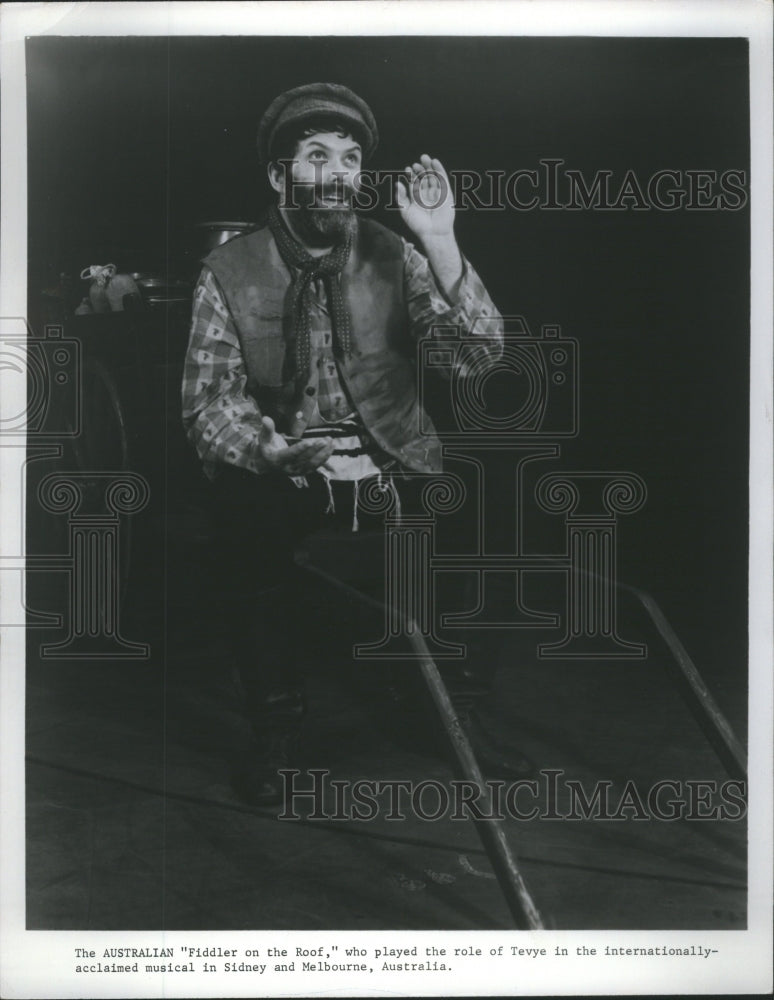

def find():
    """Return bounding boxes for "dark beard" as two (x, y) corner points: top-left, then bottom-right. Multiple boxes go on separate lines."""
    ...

(282, 184), (357, 247)
(298, 204), (357, 245)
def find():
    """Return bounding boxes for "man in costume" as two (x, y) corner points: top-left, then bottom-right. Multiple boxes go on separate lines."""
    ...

(182, 82), (520, 804)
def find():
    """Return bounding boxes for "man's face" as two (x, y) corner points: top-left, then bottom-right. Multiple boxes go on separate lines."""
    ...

(269, 130), (363, 246)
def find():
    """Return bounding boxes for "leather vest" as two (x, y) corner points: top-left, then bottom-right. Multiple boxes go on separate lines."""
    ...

(203, 217), (442, 473)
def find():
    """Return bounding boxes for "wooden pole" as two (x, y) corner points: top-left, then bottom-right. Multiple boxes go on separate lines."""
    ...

(295, 553), (544, 929)
(408, 628), (544, 929)
(625, 584), (747, 780)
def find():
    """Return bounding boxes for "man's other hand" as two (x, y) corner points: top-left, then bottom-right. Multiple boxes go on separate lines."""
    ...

(257, 416), (334, 475)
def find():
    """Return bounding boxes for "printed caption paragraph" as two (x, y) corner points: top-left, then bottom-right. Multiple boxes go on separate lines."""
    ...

(72, 939), (720, 977)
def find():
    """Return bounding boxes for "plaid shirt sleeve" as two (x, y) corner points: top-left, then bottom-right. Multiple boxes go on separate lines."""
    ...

(181, 267), (265, 478)
(402, 239), (504, 371)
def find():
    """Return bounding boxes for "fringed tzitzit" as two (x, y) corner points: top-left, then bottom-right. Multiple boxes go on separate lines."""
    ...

(389, 475), (403, 525)
(376, 471), (402, 526)
(352, 478), (361, 533)
(267, 205), (353, 379)
(323, 475), (336, 515)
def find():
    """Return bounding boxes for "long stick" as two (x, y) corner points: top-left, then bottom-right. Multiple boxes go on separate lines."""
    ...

(296, 554), (544, 929)
(624, 584), (747, 780)
(408, 628), (544, 929)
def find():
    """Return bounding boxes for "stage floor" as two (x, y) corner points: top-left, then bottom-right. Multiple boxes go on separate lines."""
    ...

(25, 574), (747, 931)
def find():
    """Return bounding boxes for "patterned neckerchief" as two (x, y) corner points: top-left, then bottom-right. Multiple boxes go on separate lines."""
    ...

(267, 204), (353, 379)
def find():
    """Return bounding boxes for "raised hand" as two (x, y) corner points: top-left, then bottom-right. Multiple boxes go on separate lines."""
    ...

(395, 154), (455, 241)
(257, 416), (334, 476)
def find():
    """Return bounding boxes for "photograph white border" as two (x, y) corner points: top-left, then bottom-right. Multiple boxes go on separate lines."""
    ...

(1, 2), (771, 996)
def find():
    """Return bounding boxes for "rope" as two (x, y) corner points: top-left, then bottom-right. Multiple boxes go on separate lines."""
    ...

(79, 263), (117, 286)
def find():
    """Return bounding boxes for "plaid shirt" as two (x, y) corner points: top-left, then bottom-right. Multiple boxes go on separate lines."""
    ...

(182, 236), (502, 479)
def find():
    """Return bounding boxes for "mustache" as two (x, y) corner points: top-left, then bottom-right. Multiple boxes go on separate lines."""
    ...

(291, 182), (357, 204)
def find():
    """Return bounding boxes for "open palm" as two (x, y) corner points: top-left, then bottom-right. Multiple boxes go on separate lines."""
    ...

(396, 154), (455, 240)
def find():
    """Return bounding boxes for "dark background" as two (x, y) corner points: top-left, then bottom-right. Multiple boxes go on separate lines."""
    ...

(26, 36), (750, 709)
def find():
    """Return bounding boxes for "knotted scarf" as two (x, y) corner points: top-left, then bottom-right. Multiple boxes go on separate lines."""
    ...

(267, 204), (353, 380)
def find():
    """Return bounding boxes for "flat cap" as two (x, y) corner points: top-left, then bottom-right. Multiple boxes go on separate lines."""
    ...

(257, 82), (378, 164)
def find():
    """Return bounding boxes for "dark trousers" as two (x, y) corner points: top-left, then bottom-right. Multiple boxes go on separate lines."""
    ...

(210, 466), (418, 724)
